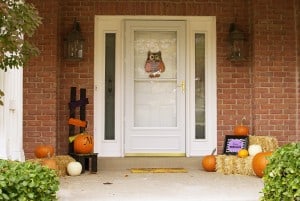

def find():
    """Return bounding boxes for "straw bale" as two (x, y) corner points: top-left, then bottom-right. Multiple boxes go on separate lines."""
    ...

(216, 155), (255, 176)
(216, 135), (278, 176)
(27, 155), (75, 177)
(249, 136), (278, 152)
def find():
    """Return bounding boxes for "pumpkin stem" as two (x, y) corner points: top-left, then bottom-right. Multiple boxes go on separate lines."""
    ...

(210, 148), (216, 155)
(241, 116), (246, 125)
(69, 134), (78, 143)
(69, 132), (89, 143)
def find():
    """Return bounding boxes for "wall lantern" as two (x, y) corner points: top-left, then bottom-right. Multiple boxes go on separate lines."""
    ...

(64, 19), (84, 60)
(228, 23), (247, 61)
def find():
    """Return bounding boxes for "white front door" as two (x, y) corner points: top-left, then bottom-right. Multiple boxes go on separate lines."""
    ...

(94, 16), (216, 157)
(124, 20), (186, 156)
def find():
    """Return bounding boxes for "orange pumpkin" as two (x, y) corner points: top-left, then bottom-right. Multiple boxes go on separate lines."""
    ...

(234, 117), (249, 135)
(252, 151), (272, 178)
(234, 125), (249, 135)
(74, 133), (94, 154)
(34, 145), (54, 158)
(202, 155), (216, 172)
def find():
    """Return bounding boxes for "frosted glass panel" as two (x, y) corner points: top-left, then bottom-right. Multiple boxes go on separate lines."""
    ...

(134, 31), (177, 127)
(105, 33), (116, 140)
(195, 33), (206, 139)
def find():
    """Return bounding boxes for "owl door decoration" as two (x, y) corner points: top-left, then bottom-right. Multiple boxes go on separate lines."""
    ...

(144, 51), (166, 78)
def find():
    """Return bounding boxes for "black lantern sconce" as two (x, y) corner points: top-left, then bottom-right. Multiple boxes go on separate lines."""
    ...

(64, 19), (84, 60)
(228, 23), (247, 61)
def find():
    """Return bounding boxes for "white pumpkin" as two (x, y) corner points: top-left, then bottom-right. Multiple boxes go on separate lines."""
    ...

(67, 161), (82, 176)
(248, 144), (262, 156)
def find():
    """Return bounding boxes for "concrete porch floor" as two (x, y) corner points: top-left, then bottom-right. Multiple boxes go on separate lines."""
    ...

(57, 157), (264, 201)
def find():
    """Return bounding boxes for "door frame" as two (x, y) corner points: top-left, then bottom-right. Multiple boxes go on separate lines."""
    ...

(94, 16), (217, 157)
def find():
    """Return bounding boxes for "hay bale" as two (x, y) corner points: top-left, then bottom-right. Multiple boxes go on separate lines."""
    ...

(27, 155), (75, 177)
(249, 136), (278, 152)
(216, 155), (255, 176)
(216, 136), (278, 176)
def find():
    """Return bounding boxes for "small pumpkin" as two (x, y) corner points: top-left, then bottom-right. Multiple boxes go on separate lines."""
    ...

(74, 133), (94, 154)
(67, 161), (82, 176)
(34, 145), (54, 158)
(202, 149), (217, 172)
(42, 158), (58, 170)
(237, 149), (249, 158)
(202, 155), (216, 172)
(248, 144), (262, 156)
(252, 151), (272, 178)
(234, 116), (249, 136)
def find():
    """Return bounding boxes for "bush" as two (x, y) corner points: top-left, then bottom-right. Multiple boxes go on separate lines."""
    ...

(0, 0), (42, 105)
(0, 159), (59, 201)
(261, 142), (300, 201)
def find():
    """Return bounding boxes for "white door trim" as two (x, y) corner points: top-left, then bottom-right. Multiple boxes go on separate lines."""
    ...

(94, 16), (216, 157)
(187, 19), (217, 156)
(0, 69), (24, 161)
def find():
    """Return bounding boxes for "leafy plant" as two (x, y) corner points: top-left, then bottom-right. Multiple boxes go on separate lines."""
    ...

(0, 0), (42, 105)
(0, 159), (59, 201)
(261, 142), (300, 201)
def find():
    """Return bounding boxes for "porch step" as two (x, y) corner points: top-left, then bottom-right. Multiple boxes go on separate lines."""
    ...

(98, 157), (204, 171)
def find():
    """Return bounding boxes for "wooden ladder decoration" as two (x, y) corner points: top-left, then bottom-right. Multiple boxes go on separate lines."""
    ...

(68, 87), (89, 153)
(68, 87), (98, 173)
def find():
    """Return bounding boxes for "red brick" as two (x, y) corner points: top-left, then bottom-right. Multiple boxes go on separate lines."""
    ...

(22, 0), (299, 157)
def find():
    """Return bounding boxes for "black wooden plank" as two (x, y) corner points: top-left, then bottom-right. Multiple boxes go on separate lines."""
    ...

(69, 87), (76, 153)
(80, 88), (86, 133)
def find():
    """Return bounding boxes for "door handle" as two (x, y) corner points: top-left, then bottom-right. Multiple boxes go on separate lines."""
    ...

(177, 81), (185, 93)
(108, 78), (113, 93)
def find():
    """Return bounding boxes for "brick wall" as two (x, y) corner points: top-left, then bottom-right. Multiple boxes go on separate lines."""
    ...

(24, 0), (299, 158)
(24, 0), (60, 158)
(251, 0), (298, 144)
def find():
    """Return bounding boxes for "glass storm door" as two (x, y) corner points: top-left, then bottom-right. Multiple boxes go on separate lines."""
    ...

(124, 20), (186, 156)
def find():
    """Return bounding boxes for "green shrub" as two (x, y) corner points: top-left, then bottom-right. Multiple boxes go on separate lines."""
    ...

(261, 142), (300, 201)
(0, 0), (42, 105)
(0, 159), (59, 201)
